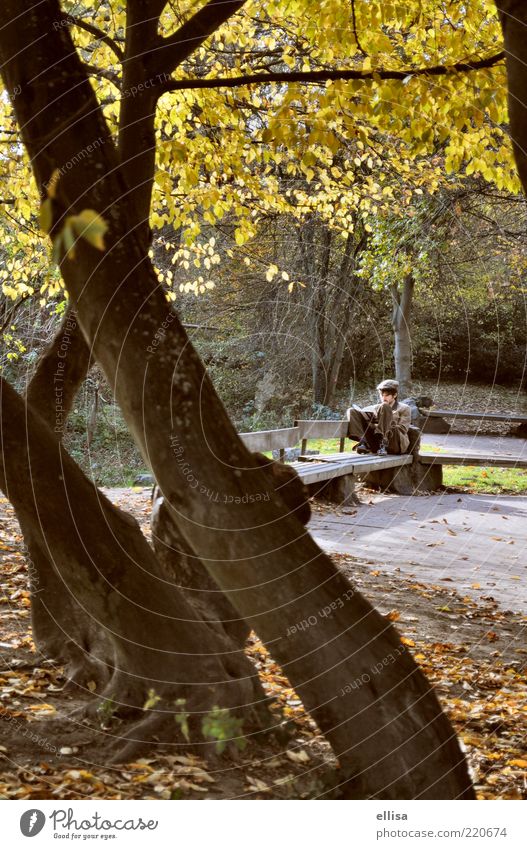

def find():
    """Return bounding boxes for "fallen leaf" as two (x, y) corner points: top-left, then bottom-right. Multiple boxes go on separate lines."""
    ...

(286, 749), (310, 764)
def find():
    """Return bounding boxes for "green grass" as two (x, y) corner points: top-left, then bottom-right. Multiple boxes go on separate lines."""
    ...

(441, 466), (527, 494)
(420, 442), (527, 493)
(300, 438), (345, 454)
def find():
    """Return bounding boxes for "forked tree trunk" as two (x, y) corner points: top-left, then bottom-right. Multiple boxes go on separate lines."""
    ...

(0, 376), (267, 760)
(0, 2), (474, 798)
(25, 308), (254, 673)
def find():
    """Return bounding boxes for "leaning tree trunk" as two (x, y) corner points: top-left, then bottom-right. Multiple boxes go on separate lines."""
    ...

(25, 310), (255, 668)
(0, 376), (268, 760)
(391, 274), (414, 399)
(152, 453), (311, 648)
(0, 1), (474, 798)
(22, 310), (104, 676)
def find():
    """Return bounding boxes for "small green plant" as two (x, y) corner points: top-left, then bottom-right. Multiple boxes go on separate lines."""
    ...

(201, 706), (247, 755)
(143, 688), (161, 711)
(96, 696), (117, 728)
(174, 698), (190, 742)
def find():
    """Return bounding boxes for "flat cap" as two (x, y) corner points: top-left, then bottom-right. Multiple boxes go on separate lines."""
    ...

(376, 379), (399, 392)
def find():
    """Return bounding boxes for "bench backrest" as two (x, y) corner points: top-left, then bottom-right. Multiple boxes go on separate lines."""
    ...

(239, 426), (300, 452)
(294, 420), (348, 439)
(294, 419), (348, 452)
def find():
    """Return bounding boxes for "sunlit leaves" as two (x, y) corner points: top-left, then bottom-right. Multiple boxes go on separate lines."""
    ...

(0, 0), (519, 313)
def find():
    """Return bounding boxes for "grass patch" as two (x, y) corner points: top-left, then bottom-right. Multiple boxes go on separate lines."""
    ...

(442, 466), (527, 494)
(300, 438), (346, 454)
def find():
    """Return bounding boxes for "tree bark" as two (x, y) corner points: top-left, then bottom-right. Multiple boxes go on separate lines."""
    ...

(152, 453), (311, 648)
(323, 227), (368, 406)
(0, 1), (474, 798)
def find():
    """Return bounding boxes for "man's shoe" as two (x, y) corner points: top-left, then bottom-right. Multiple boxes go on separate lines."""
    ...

(354, 440), (371, 454)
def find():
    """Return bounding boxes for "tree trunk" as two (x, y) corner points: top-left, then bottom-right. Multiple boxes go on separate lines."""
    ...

(391, 274), (414, 399)
(323, 228), (367, 406)
(0, 376), (267, 760)
(23, 310), (104, 679)
(0, 2), (475, 798)
(152, 453), (311, 648)
(496, 3), (527, 193)
(311, 227), (332, 405)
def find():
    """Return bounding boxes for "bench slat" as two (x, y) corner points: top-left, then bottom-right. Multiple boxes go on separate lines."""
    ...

(293, 453), (412, 484)
(239, 427), (300, 452)
(295, 461), (357, 485)
(295, 419), (349, 439)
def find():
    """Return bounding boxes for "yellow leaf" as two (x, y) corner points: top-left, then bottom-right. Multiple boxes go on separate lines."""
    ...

(39, 198), (53, 234)
(46, 169), (61, 199)
(28, 703), (56, 713)
(69, 209), (108, 251)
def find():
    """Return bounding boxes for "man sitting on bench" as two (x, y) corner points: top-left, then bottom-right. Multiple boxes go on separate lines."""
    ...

(346, 379), (411, 456)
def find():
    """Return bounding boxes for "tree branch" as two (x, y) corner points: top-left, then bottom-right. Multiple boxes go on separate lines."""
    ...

(160, 51), (505, 93)
(66, 13), (125, 62)
(83, 63), (121, 89)
(152, 0), (247, 77)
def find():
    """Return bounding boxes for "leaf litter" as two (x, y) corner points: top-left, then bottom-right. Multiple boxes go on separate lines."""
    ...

(0, 492), (526, 799)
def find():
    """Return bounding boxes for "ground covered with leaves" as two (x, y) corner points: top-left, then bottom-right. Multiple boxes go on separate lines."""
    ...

(0, 490), (526, 800)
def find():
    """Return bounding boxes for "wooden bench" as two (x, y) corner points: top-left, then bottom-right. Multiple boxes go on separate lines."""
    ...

(242, 422), (527, 501)
(416, 451), (527, 489)
(294, 452), (415, 505)
(241, 422), (415, 504)
(139, 424), (527, 498)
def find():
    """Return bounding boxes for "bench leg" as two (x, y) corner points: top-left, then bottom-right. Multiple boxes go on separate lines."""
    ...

(308, 474), (360, 506)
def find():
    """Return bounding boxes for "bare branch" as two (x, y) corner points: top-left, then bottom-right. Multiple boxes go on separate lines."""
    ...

(351, 0), (368, 58)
